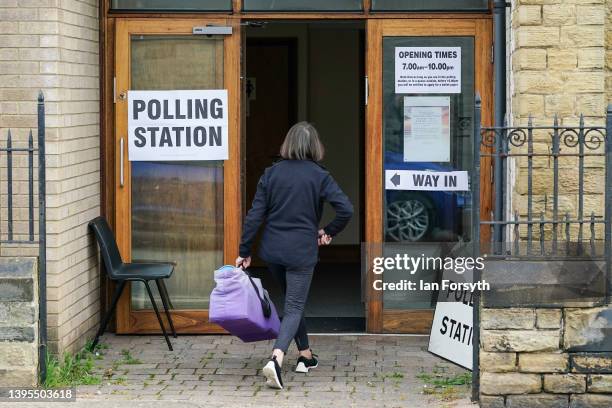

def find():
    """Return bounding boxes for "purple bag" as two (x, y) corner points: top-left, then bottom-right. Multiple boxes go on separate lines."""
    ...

(209, 265), (280, 342)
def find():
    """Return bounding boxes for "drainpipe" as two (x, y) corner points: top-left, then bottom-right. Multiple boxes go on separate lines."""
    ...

(37, 91), (47, 385)
(473, 0), (510, 402)
(493, 1), (509, 252)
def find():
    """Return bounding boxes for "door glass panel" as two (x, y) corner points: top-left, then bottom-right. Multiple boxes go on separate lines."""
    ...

(130, 35), (224, 310)
(382, 37), (475, 309)
(112, 0), (232, 11)
(243, 0), (363, 11)
(371, 0), (488, 11)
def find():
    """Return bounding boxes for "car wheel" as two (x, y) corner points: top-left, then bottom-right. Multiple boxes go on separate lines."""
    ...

(386, 195), (433, 242)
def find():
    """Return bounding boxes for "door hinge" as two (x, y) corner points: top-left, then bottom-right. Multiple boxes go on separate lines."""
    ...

(364, 75), (369, 106)
(113, 77), (117, 104)
(491, 43), (494, 64)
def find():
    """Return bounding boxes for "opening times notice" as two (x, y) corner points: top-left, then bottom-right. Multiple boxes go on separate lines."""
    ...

(395, 47), (461, 94)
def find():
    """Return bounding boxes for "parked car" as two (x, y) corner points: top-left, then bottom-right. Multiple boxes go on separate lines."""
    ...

(384, 151), (467, 242)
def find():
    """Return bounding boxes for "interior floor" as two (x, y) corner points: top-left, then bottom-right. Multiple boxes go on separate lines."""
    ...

(245, 21), (365, 331)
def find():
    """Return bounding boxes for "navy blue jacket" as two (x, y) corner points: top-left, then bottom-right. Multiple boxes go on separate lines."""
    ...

(239, 159), (353, 268)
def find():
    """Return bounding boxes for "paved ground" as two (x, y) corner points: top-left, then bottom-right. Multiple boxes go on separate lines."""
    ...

(2, 334), (476, 408)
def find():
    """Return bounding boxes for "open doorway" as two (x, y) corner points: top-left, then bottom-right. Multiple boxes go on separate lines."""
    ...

(245, 21), (365, 332)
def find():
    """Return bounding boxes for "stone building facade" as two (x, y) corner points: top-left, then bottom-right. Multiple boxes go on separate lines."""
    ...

(479, 0), (612, 407)
(511, 0), (608, 225)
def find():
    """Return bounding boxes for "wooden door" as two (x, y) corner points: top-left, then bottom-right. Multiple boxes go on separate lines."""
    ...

(365, 19), (493, 333)
(114, 19), (241, 334)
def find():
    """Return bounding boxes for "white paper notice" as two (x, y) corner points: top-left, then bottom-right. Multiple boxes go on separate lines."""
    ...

(395, 47), (461, 94)
(128, 90), (229, 161)
(403, 96), (450, 162)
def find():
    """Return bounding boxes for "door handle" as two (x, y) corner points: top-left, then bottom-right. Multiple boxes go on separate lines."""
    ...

(120, 137), (124, 188)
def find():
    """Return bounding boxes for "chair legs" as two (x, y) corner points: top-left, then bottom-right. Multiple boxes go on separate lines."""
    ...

(157, 278), (174, 310)
(91, 280), (126, 351)
(144, 280), (173, 351)
(156, 279), (177, 338)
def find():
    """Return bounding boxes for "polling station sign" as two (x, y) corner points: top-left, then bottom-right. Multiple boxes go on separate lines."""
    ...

(395, 47), (461, 94)
(428, 267), (475, 370)
(128, 90), (228, 161)
(385, 170), (469, 191)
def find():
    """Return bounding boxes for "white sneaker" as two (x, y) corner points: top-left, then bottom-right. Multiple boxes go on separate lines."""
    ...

(262, 356), (283, 389)
(295, 352), (318, 373)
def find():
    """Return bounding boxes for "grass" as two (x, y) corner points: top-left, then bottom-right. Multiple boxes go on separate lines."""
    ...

(200, 351), (215, 363)
(110, 376), (127, 385)
(106, 348), (142, 381)
(416, 366), (472, 401)
(44, 342), (105, 388)
(119, 349), (142, 365)
(417, 371), (472, 387)
(383, 371), (405, 380)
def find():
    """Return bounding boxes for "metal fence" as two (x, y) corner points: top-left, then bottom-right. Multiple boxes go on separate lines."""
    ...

(473, 98), (611, 277)
(471, 96), (611, 400)
(0, 91), (47, 383)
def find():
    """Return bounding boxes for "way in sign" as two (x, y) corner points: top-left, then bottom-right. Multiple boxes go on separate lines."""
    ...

(385, 169), (469, 192)
(412, 173), (457, 188)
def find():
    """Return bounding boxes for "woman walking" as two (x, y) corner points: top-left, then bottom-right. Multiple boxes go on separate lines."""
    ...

(236, 122), (353, 389)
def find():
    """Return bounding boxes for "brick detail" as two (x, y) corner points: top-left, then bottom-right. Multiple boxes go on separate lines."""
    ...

(543, 374), (587, 394)
(519, 353), (569, 373)
(480, 372), (542, 395)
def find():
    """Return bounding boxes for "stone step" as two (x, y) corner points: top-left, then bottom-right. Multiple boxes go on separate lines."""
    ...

(0, 256), (39, 387)
(0, 257), (37, 302)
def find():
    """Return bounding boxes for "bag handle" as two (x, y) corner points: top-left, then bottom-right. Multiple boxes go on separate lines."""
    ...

(238, 266), (272, 318)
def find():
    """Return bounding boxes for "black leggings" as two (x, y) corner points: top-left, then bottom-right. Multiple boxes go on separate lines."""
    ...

(268, 263), (313, 353)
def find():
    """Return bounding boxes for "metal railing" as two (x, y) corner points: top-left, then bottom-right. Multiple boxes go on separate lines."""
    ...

(471, 96), (611, 400)
(0, 91), (47, 383)
(478, 108), (610, 259)
(474, 100), (611, 300)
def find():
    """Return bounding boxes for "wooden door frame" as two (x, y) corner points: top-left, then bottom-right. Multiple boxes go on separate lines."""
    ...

(102, 14), (492, 335)
(113, 18), (241, 333)
(364, 18), (493, 333)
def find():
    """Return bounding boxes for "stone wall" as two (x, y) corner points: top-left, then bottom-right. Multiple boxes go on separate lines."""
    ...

(480, 307), (612, 407)
(510, 0), (608, 240)
(511, 0), (607, 123)
(0, 0), (101, 355)
(482, 2), (612, 404)
(0, 258), (38, 387)
(607, 0), (611, 105)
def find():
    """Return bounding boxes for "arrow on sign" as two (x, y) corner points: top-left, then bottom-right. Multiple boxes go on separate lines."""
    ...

(390, 173), (401, 187)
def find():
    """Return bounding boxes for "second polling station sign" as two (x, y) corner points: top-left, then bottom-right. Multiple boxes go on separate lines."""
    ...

(128, 90), (229, 161)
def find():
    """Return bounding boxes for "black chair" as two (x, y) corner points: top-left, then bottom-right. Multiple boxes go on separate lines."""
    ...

(89, 216), (177, 351)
